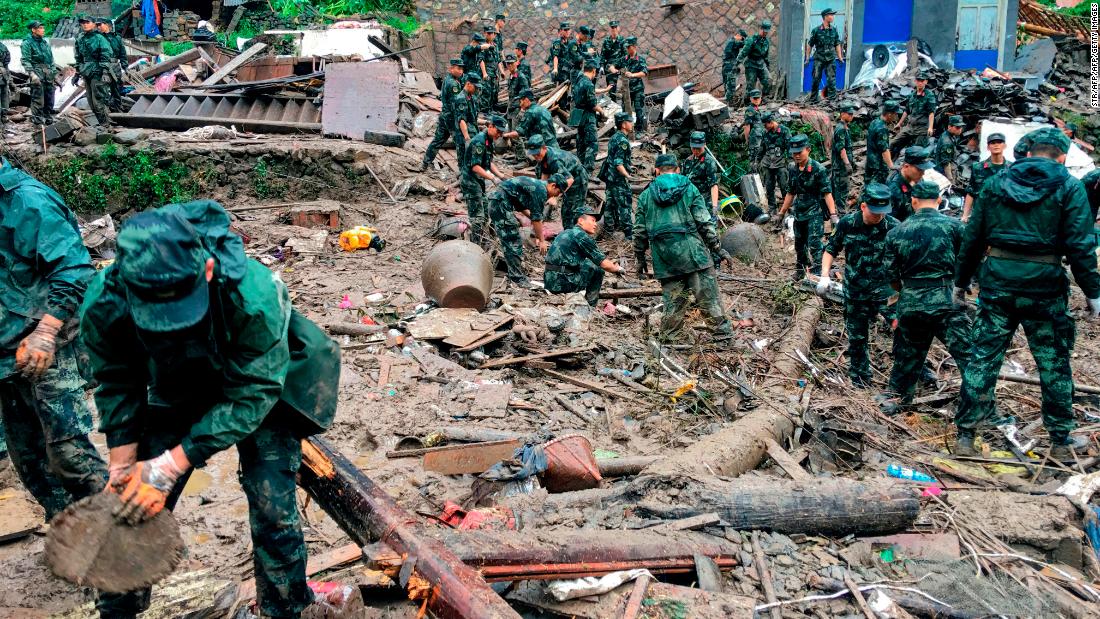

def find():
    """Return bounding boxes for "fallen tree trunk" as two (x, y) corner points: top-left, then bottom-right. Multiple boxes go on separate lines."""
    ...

(299, 438), (520, 619)
(598, 456), (661, 477)
(645, 298), (821, 478)
(631, 476), (919, 537)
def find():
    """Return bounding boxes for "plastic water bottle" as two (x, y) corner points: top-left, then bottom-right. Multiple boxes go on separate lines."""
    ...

(886, 464), (936, 483)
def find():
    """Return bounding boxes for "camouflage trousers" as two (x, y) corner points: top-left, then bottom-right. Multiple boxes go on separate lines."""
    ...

(865, 166), (888, 186)
(0, 344), (106, 520)
(545, 261), (604, 306)
(844, 296), (895, 385)
(722, 63), (740, 105)
(576, 118), (598, 174)
(809, 60), (838, 100)
(890, 119), (930, 158)
(659, 267), (732, 339)
(888, 307), (973, 403)
(603, 182), (633, 238)
(422, 115), (454, 165)
(107, 64), (124, 112)
(454, 131), (467, 170)
(761, 165), (788, 211)
(28, 69), (56, 126)
(748, 130), (764, 169)
(489, 196), (528, 283)
(461, 175), (489, 248)
(630, 88), (647, 132)
(561, 179), (589, 228)
(831, 168), (851, 209)
(792, 215), (823, 277)
(98, 403), (312, 618)
(481, 72), (499, 112)
(955, 291), (1076, 438)
(744, 64), (771, 100)
(83, 72), (112, 126)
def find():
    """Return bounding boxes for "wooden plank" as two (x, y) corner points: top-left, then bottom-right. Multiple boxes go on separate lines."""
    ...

(622, 574), (651, 619)
(844, 573), (877, 619)
(478, 345), (595, 369)
(541, 368), (648, 406)
(693, 554), (724, 592)
(764, 438), (811, 481)
(138, 47), (202, 79)
(752, 531), (782, 619)
(422, 439), (522, 475)
(453, 329), (510, 353)
(442, 314), (515, 348)
(598, 288), (663, 299)
(0, 491), (40, 543)
(656, 513), (720, 532)
(202, 42), (268, 85)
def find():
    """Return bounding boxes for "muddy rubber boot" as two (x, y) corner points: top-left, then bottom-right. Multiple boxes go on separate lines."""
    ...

(1050, 435), (1090, 461)
(954, 431), (977, 457)
(874, 394), (901, 416)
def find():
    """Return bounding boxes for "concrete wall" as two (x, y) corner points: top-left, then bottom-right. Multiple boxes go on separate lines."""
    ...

(413, 0), (781, 94)
(910, 0), (958, 70)
(777, 0), (807, 98)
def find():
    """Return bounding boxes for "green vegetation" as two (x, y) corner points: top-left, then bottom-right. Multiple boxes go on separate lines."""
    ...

(161, 41), (194, 56)
(0, 0), (73, 39)
(1034, 0), (1096, 17)
(35, 146), (200, 214)
(251, 159), (289, 200)
(269, 0), (420, 34)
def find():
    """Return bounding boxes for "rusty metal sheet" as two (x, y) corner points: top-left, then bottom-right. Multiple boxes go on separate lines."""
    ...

(114, 93), (322, 133)
(645, 63), (680, 95)
(422, 439), (521, 475)
(322, 61), (400, 140)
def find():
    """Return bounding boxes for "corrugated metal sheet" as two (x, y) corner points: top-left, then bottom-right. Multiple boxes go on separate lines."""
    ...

(114, 93), (322, 133)
(322, 61), (400, 140)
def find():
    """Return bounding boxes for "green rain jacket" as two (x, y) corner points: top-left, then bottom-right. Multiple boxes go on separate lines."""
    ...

(80, 201), (340, 467)
(957, 158), (1100, 299)
(0, 163), (93, 378)
(633, 174), (723, 280)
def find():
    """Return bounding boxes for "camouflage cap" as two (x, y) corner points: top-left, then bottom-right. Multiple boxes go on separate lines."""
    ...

(986, 132), (1006, 143)
(488, 114), (508, 130)
(472, 32), (486, 42)
(583, 59), (599, 71)
(525, 133), (547, 154)
(788, 134), (810, 154)
(96, 17), (110, 25)
(483, 25), (497, 34)
(625, 36), (638, 46)
(449, 58), (465, 67)
(948, 115), (965, 127)
(28, 20), (43, 30)
(560, 21), (572, 30)
(838, 101), (857, 113)
(655, 153), (678, 168)
(515, 40), (528, 51)
(882, 100), (901, 114)
(464, 72), (481, 85)
(762, 111), (777, 123)
(903, 146), (934, 170)
(862, 182), (892, 213)
(548, 172), (571, 188)
(738, 28), (748, 37)
(821, 7), (837, 15)
(117, 209), (210, 332)
(911, 179), (940, 200)
(1024, 126), (1071, 153)
(761, 19), (773, 29)
(495, 13), (506, 20)
(609, 20), (620, 27)
(576, 205), (599, 218)
(748, 88), (762, 98)
(614, 111), (632, 125)
(579, 25), (594, 37)
(689, 131), (706, 147)
(916, 70), (931, 80)
(518, 88), (535, 100)
(505, 53), (518, 63)
(1013, 137), (1031, 158)
(77, 15), (94, 23)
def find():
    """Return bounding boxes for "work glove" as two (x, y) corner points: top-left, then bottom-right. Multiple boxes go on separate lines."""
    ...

(816, 276), (831, 298)
(104, 443), (138, 494)
(14, 314), (62, 381)
(29, 72), (40, 85)
(718, 249), (734, 271)
(952, 286), (968, 309)
(634, 254), (649, 280)
(115, 449), (189, 525)
(1087, 297), (1100, 319)
(829, 214), (840, 226)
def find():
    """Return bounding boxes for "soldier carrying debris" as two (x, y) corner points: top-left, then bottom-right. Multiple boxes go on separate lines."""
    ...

(453, 73), (481, 168)
(736, 20), (772, 102)
(547, 22), (575, 87)
(722, 29), (747, 106)
(502, 88), (558, 149)
(544, 206), (628, 306)
(22, 20), (56, 128)
(79, 200), (339, 618)
(462, 115), (510, 248)
(487, 174), (566, 287)
(633, 153), (735, 342)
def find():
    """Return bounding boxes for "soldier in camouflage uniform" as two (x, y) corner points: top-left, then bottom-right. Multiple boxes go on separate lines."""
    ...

(933, 115), (966, 181)
(22, 21), (57, 128)
(891, 71), (937, 156)
(528, 133), (589, 226)
(461, 32), (488, 83)
(817, 183), (898, 386)
(598, 112), (635, 239)
(954, 128), (1100, 460)
(681, 131), (720, 221)
(80, 200), (339, 619)
(545, 206), (628, 305)
(488, 174), (566, 286)
(886, 146), (933, 222)
(74, 16), (114, 128)
(422, 59), (465, 170)
(504, 54), (530, 126)
(758, 112), (790, 212)
(98, 18), (127, 112)
(480, 26), (502, 112)
(865, 100), (899, 185)
(570, 60), (603, 174)
(634, 153), (734, 340)
(514, 41), (532, 85)
(831, 101), (856, 209)
(547, 22), (575, 87)
(502, 88), (558, 149)
(0, 161), (107, 520)
(722, 29), (746, 106)
(805, 8), (844, 102)
(736, 20), (772, 101)
(780, 134), (839, 280)
(962, 132), (1007, 222)
(574, 26), (599, 83)
(494, 14), (506, 55)
(452, 73), (481, 171)
(880, 180), (971, 412)
(741, 89), (765, 168)
(622, 37), (649, 133)
(0, 41), (10, 135)
(462, 115), (509, 249)
(600, 21), (625, 99)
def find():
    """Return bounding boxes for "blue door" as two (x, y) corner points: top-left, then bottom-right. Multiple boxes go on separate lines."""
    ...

(956, 0), (1001, 70)
(862, 0), (913, 44)
(802, 0), (849, 92)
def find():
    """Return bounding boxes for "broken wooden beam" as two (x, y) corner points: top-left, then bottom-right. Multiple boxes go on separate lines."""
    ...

(326, 322), (387, 337)
(598, 287), (663, 299)
(298, 437), (520, 619)
(752, 531), (782, 619)
(202, 43), (269, 85)
(764, 438), (811, 480)
(540, 368), (648, 406)
(998, 372), (1100, 395)
(478, 345), (595, 369)
(138, 48), (202, 79)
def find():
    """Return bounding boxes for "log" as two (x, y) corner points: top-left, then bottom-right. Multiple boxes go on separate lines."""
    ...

(998, 372), (1100, 396)
(541, 368), (648, 405)
(597, 456), (661, 477)
(632, 477), (919, 536)
(298, 437), (520, 619)
(598, 288), (663, 299)
(326, 322), (387, 336)
(137, 48), (202, 79)
(644, 298), (821, 478)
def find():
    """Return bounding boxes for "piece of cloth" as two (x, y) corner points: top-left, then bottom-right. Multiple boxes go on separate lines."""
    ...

(844, 296), (894, 384)
(826, 211), (898, 301)
(142, 0), (162, 38)
(544, 226), (607, 305)
(0, 342), (106, 519)
(633, 174), (723, 280)
(865, 117), (891, 183)
(659, 268), (731, 339)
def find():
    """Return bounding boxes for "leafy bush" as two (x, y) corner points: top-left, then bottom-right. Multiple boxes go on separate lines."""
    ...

(35, 148), (198, 214)
(0, 0), (73, 39)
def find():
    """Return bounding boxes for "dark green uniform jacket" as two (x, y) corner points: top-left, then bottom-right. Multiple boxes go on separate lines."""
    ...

(633, 174), (722, 280)
(493, 176), (547, 221)
(80, 201), (339, 467)
(736, 34), (770, 69)
(74, 30), (113, 76)
(904, 89), (937, 119)
(1083, 168), (1100, 221)
(601, 35), (625, 70)
(517, 103), (558, 147)
(0, 163), (93, 378)
(508, 71), (531, 107)
(453, 91), (479, 135)
(547, 37), (576, 78)
(681, 152), (718, 200)
(518, 58), (532, 85)
(544, 226), (606, 286)
(622, 52), (648, 96)
(21, 34), (55, 76)
(723, 37), (744, 67)
(885, 208), (963, 314)
(934, 131), (960, 169)
(599, 131), (632, 184)
(808, 25), (840, 61)
(439, 74), (461, 122)
(826, 212), (899, 301)
(461, 44), (482, 77)
(106, 31), (127, 65)
(957, 158), (1100, 299)
(787, 158), (832, 221)
(866, 118), (890, 175)
(886, 171), (914, 222)
(464, 129), (495, 184)
(568, 74), (597, 126)
(537, 147), (587, 186)
(760, 125), (791, 167)
(967, 158), (1007, 198)
(832, 121), (852, 172)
